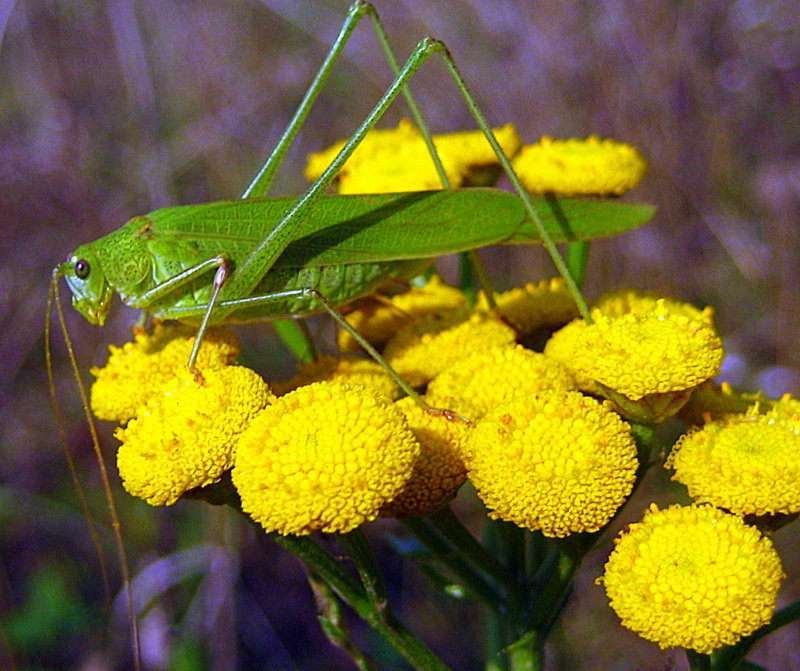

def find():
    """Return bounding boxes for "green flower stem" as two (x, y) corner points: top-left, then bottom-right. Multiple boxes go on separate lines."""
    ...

(710, 599), (800, 671)
(528, 538), (583, 635)
(686, 650), (711, 671)
(272, 532), (453, 671)
(427, 506), (509, 585)
(271, 318), (317, 363)
(306, 572), (373, 670)
(337, 528), (387, 611)
(505, 631), (543, 671)
(402, 516), (504, 610)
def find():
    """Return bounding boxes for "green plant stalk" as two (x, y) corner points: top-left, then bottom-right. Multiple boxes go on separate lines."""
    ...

(337, 527), (388, 611)
(529, 538), (583, 635)
(402, 516), (504, 609)
(506, 630), (543, 671)
(272, 532), (453, 671)
(686, 650), (711, 671)
(427, 506), (509, 586)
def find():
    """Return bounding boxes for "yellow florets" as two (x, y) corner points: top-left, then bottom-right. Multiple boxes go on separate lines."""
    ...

(667, 410), (800, 515)
(600, 504), (784, 653)
(426, 345), (577, 421)
(476, 278), (579, 334)
(338, 276), (467, 352)
(544, 301), (723, 420)
(464, 391), (637, 537)
(595, 288), (715, 326)
(90, 325), (240, 422)
(232, 381), (419, 535)
(272, 355), (401, 400)
(115, 365), (272, 506)
(512, 135), (647, 196)
(383, 311), (517, 388)
(305, 119), (521, 193)
(379, 397), (470, 518)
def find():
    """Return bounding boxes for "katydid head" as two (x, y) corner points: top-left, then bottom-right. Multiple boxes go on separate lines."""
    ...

(58, 246), (114, 326)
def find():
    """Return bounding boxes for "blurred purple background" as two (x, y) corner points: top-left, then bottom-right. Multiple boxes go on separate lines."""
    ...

(2, 0), (799, 669)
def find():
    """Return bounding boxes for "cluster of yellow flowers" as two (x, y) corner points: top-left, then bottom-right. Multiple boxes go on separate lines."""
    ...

(87, 129), (792, 658)
(305, 119), (647, 196)
(91, 273), (789, 655)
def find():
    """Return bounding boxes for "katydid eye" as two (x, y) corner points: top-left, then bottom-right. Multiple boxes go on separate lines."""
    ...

(74, 259), (91, 279)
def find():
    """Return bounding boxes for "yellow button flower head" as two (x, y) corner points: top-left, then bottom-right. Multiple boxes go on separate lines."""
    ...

(233, 381), (419, 535)
(512, 135), (647, 196)
(115, 365), (272, 506)
(338, 276), (467, 353)
(305, 119), (521, 194)
(384, 310), (517, 388)
(600, 504), (784, 653)
(464, 390), (637, 537)
(91, 325), (240, 423)
(476, 278), (579, 335)
(379, 397), (470, 518)
(545, 301), (724, 423)
(272, 355), (401, 400)
(667, 408), (800, 515)
(426, 345), (577, 421)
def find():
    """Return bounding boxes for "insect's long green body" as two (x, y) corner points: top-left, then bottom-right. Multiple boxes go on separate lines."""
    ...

(63, 188), (653, 327)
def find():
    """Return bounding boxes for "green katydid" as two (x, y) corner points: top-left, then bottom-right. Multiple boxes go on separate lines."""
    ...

(51, 2), (653, 377)
(45, 2), (653, 666)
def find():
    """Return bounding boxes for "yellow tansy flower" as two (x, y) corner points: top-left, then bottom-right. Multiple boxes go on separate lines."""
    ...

(383, 310), (517, 388)
(305, 119), (521, 194)
(91, 325), (240, 423)
(233, 382), (419, 535)
(115, 365), (272, 506)
(464, 391), (637, 537)
(272, 354), (401, 400)
(475, 278), (579, 335)
(338, 275), (467, 353)
(379, 397), (470, 518)
(667, 410), (800, 515)
(600, 504), (784, 653)
(512, 135), (647, 196)
(426, 345), (576, 421)
(545, 301), (723, 423)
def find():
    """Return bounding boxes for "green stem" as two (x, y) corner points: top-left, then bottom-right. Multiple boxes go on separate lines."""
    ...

(505, 631), (543, 671)
(402, 516), (504, 610)
(427, 506), (509, 586)
(337, 527), (387, 611)
(529, 538), (582, 636)
(272, 533), (453, 671)
(271, 318), (317, 364)
(686, 650), (711, 671)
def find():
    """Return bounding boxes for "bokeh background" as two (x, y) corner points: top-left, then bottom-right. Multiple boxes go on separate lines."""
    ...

(2, 0), (799, 669)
